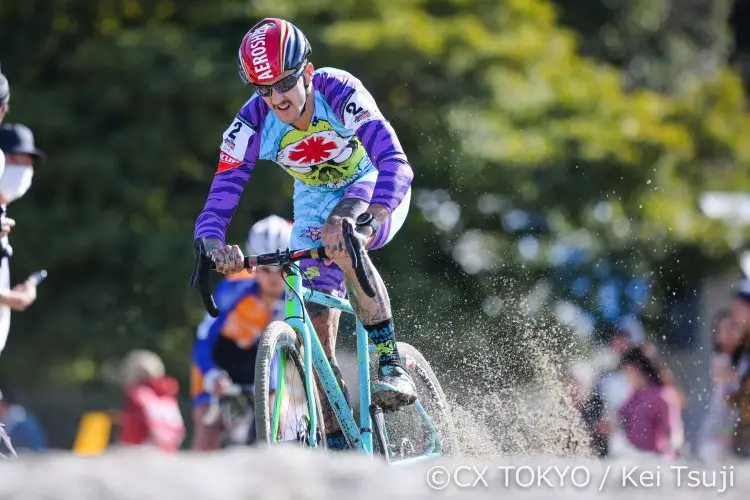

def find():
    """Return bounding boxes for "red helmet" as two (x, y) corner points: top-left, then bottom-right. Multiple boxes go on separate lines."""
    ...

(237, 18), (312, 86)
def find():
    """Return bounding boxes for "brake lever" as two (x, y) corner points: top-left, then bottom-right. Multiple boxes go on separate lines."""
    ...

(342, 219), (376, 298)
(190, 238), (220, 318)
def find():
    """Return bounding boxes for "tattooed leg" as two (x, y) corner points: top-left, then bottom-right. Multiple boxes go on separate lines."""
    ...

(339, 248), (391, 325)
(325, 199), (392, 324)
(325, 197), (400, 361)
(309, 301), (340, 359)
(326, 198), (417, 410)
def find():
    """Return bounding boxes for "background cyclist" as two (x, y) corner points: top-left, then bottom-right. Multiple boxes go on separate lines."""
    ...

(190, 215), (290, 450)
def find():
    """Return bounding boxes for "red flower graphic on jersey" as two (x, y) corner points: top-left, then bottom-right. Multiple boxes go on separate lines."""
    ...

(288, 135), (338, 165)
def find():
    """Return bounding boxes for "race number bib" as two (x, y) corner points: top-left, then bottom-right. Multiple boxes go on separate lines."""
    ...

(341, 85), (384, 131)
(218, 115), (255, 172)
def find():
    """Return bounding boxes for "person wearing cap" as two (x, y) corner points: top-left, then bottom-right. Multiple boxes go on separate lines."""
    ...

(0, 123), (45, 355)
(0, 123), (43, 206)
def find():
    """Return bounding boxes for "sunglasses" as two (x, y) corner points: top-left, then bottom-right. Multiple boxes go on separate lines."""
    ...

(250, 65), (306, 98)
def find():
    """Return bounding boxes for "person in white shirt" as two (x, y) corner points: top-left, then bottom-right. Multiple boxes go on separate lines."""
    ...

(0, 63), (8, 174)
(0, 123), (45, 354)
(0, 66), (16, 242)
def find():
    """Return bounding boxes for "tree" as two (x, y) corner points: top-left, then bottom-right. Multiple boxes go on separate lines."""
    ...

(0, 0), (748, 398)
(552, 0), (736, 92)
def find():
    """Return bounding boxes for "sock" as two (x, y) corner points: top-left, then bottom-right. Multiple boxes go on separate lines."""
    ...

(364, 319), (400, 365)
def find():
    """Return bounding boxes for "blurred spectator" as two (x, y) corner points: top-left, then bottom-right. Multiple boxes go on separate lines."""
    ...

(726, 279), (750, 457)
(698, 309), (742, 461)
(642, 340), (688, 412)
(0, 63), (9, 167)
(617, 346), (683, 458)
(639, 341), (686, 453)
(729, 279), (750, 371)
(583, 315), (645, 457)
(0, 65), (12, 241)
(0, 387), (47, 453)
(0, 123), (44, 355)
(560, 365), (597, 455)
(117, 349), (185, 452)
(0, 124), (41, 205)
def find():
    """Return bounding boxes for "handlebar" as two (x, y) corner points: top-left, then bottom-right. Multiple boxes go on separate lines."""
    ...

(190, 218), (376, 318)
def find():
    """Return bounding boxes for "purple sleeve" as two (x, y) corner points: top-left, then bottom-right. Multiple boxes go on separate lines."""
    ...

(194, 100), (268, 243)
(357, 120), (413, 212)
(316, 69), (414, 214)
(193, 138), (258, 242)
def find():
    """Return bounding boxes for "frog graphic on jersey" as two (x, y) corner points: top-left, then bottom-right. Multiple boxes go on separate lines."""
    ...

(276, 118), (366, 188)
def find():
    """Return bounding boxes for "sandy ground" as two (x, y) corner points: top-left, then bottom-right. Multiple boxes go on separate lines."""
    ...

(0, 446), (745, 499)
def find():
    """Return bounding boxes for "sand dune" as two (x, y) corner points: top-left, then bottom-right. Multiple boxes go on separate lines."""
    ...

(0, 446), (745, 499)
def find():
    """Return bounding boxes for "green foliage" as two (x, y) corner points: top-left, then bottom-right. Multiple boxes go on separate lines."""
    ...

(0, 0), (749, 398)
(317, 0), (750, 330)
(553, 0), (736, 91)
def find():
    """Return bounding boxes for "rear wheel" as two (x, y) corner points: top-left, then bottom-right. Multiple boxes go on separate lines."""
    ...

(371, 342), (459, 460)
(254, 321), (326, 448)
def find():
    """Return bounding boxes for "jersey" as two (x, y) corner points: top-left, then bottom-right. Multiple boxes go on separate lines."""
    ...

(119, 376), (185, 452)
(190, 273), (284, 405)
(193, 67), (414, 244)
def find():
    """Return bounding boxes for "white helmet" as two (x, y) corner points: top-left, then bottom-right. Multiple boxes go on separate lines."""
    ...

(120, 349), (165, 387)
(246, 215), (293, 255)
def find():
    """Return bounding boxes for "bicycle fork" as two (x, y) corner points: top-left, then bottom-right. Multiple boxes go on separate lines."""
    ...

(284, 271), (365, 451)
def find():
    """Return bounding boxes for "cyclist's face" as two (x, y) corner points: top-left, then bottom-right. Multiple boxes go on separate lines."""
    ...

(259, 63), (313, 124)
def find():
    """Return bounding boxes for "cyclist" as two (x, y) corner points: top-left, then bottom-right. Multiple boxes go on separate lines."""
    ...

(190, 215), (290, 451)
(193, 17), (417, 450)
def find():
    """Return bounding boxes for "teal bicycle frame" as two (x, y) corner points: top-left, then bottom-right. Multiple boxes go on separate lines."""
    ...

(191, 230), (445, 463)
(273, 264), (445, 463)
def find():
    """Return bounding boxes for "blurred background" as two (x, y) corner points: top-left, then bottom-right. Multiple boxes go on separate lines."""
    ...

(2, 0), (750, 460)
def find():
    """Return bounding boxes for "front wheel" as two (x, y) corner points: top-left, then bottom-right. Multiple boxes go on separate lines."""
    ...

(254, 321), (326, 448)
(372, 342), (460, 460)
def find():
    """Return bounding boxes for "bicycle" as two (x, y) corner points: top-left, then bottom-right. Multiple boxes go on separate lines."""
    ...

(190, 219), (458, 463)
(201, 383), (257, 448)
(200, 359), (293, 448)
(0, 423), (17, 459)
